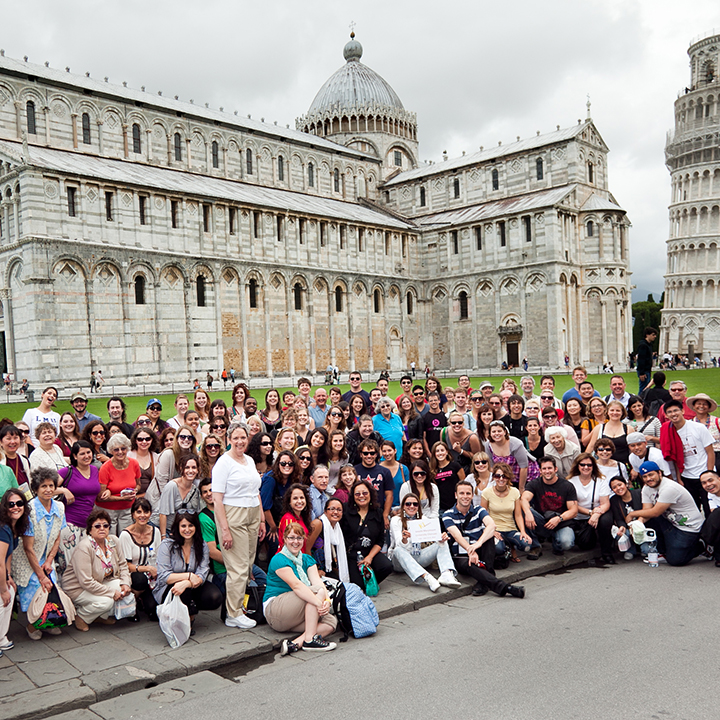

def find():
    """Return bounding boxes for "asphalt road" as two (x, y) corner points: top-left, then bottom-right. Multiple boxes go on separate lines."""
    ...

(149, 561), (719, 720)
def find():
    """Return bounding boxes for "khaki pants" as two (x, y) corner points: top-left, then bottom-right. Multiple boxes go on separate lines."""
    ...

(264, 585), (338, 634)
(74, 578), (121, 623)
(220, 505), (260, 619)
(0, 586), (14, 644)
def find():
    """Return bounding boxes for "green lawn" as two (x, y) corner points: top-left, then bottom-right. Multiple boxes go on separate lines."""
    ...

(5, 368), (720, 424)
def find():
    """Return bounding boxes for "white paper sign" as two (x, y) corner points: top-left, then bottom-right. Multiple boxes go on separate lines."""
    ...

(407, 517), (442, 543)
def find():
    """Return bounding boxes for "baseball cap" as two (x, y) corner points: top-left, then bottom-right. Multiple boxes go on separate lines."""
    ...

(626, 432), (646, 444)
(71, 391), (88, 402)
(479, 381), (494, 391)
(147, 398), (163, 410)
(638, 461), (660, 476)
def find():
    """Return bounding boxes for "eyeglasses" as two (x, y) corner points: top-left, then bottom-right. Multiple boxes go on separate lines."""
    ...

(111, 447), (128, 453)
(578, 463), (593, 468)
(137, 436), (152, 443)
(286, 536), (304, 542)
(91, 430), (105, 436)
(279, 461), (295, 467)
(412, 471), (427, 477)
(92, 523), (110, 530)
(326, 506), (343, 513)
(404, 501), (419, 507)
(474, 460), (488, 465)
(178, 434), (194, 441)
(137, 420), (151, 426)
(205, 444), (221, 451)
(449, 420), (464, 426)
(7, 500), (24, 509)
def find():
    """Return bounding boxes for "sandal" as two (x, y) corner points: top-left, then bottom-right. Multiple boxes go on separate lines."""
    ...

(510, 556), (521, 563)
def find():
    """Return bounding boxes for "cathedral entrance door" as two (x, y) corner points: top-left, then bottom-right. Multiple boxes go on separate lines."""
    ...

(506, 342), (519, 368)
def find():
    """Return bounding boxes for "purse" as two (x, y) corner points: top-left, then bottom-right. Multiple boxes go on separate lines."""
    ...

(114, 593), (137, 620)
(28, 583), (70, 630)
(359, 564), (379, 597)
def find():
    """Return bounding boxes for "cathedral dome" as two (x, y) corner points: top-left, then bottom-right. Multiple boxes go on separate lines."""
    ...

(307, 34), (405, 115)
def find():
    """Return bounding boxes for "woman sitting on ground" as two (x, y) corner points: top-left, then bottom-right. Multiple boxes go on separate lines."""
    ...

(119, 498), (161, 620)
(153, 512), (223, 629)
(399, 459), (440, 518)
(264, 522), (337, 656)
(390, 492), (461, 592)
(312, 498), (349, 582)
(61, 508), (131, 631)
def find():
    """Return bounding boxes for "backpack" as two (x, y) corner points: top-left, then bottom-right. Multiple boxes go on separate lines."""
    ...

(326, 579), (379, 642)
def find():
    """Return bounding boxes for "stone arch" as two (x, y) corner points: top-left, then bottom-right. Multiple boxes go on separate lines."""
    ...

(4, 257), (22, 288)
(158, 263), (187, 288)
(126, 111), (148, 132)
(90, 259), (123, 283)
(127, 260), (156, 285)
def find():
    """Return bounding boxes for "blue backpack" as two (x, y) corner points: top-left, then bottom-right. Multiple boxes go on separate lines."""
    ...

(331, 581), (379, 641)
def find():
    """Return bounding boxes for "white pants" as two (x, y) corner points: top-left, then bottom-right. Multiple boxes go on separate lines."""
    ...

(104, 508), (132, 536)
(74, 578), (121, 623)
(0, 586), (14, 644)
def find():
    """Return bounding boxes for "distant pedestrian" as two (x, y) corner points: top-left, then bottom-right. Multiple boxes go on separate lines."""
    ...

(222, 369), (228, 389)
(635, 327), (657, 395)
(90, 371), (96, 394)
(410, 361), (416, 378)
(207, 372), (214, 391)
(230, 368), (236, 383)
(96, 371), (104, 390)
(522, 357), (529, 371)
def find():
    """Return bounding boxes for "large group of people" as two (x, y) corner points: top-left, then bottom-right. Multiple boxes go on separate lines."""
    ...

(1, 344), (719, 658)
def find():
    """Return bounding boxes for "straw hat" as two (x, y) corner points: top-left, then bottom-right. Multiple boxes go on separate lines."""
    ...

(686, 393), (718, 414)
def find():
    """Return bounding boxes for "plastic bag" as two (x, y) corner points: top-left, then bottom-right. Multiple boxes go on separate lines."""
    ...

(360, 564), (379, 597)
(114, 593), (137, 620)
(157, 592), (191, 648)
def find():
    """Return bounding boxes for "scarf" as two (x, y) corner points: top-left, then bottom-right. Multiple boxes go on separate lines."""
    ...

(320, 514), (350, 582)
(659, 420), (684, 476)
(279, 544), (311, 586)
(90, 537), (116, 578)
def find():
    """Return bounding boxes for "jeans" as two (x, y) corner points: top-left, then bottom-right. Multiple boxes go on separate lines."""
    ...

(530, 509), (575, 552)
(494, 530), (541, 554)
(646, 515), (701, 566)
(391, 542), (456, 582)
(637, 370), (651, 395)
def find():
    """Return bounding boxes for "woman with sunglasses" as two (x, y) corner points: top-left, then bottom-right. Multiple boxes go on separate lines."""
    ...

(390, 492), (460, 592)
(0, 489), (29, 652)
(567, 453), (614, 563)
(341, 479), (393, 591)
(129, 428), (160, 496)
(62, 508), (131, 631)
(207, 417), (229, 449)
(153, 511), (222, 630)
(444, 411), (480, 474)
(158, 455), (202, 538)
(258, 389), (282, 433)
(277, 483), (321, 554)
(57, 441), (102, 567)
(592, 438), (628, 483)
(82, 420), (110, 467)
(323, 406), (348, 435)
(146, 426), (197, 512)
(326, 430), (349, 490)
(261, 451), (300, 552)
(483, 420), (536, 493)
(429, 441), (465, 513)
(247, 432), (274, 477)
(294, 447), (314, 484)
(331, 464), (358, 504)
(481, 463), (541, 562)
(399, 460), (440, 518)
(469, 451), (493, 505)
(118, 497), (161, 620)
(198, 434), (225, 483)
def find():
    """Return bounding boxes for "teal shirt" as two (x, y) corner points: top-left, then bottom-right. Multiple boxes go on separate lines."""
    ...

(263, 553), (316, 603)
(0, 465), (18, 497)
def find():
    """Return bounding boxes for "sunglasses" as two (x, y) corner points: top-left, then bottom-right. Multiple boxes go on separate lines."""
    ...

(91, 430), (106, 436)
(7, 500), (24, 509)
(449, 420), (464, 426)
(360, 451), (376, 456)
(412, 471), (427, 477)
(92, 523), (110, 529)
(578, 463), (593, 468)
(260, 441), (273, 446)
(474, 460), (488, 465)
(493, 473), (506, 479)
(597, 447), (613, 452)
(137, 436), (152, 442)
(413, 392), (425, 397)
(404, 501), (419, 507)
(211, 424), (226, 430)
(137, 420), (151, 426)
(279, 461), (295, 467)
(354, 491), (369, 497)
(205, 444), (221, 451)
(471, 397), (483, 401)
(329, 412), (342, 418)
(19, 430), (29, 436)
(177, 434), (194, 441)
(298, 456), (311, 462)
(148, 406), (162, 411)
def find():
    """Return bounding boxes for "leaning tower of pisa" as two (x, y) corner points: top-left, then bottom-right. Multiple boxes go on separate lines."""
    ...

(661, 32), (720, 361)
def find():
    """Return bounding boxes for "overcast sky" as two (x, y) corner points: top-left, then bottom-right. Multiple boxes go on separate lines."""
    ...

(3, 0), (720, 301)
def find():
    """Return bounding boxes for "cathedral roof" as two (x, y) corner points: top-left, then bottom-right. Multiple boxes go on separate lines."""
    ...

(306, 34), (405, 116)
(0, 139), (412, 230)
(580, 193), (623, 212)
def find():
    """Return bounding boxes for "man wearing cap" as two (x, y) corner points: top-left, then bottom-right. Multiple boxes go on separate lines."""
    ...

(145, 398), (168, 435)
(627, 432), (671, 483)
(660, 399), (715, 513)
(71, 392), (101, 432)
(625, 461), (703, 566)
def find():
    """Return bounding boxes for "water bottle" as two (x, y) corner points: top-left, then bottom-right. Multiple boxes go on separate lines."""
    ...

(646, 529), (658, 568)
(356, 551), (364, 567)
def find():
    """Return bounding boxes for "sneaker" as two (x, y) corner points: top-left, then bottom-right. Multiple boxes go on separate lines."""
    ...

(438, 571), (461, 588)
(0, 639), (13, 651)
(505, 585), (525, 599)
(280, 639), (300, 656)
(657, 554), (667, 564)
(225, 613), (257, 629)
(425, 574), (441, 593)
(526, 549), (542, 560)
(471, 583), (488, 597)
(27, 626), (42, 641)
(623, 552), (634, 561)
(302, 634), (336, 652)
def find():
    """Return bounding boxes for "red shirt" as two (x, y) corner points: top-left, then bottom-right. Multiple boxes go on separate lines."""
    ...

(97, 458), (141, 510)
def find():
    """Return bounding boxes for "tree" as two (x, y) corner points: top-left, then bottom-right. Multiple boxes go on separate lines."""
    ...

(631, 295), (663, 353)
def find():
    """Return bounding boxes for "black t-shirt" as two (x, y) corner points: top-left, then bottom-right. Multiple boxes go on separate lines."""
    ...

(525, 478), (577, 515)
(355, 464), (394, 505)
(502, 415), (527, 441)
(422, 411), (447, 448)
(433, 460), (463, 511)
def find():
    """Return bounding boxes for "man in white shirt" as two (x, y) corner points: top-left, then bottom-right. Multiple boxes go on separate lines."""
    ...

(625, 461), (703, 566)
(627, 432), (671, 483)
(603, 375), (631, 408)
(21, 386), (60, 446)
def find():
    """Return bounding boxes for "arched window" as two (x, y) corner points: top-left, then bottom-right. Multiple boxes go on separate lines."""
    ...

(81, 113), (91, 144)
(134, 276), (146, 305)
(492, 168), (499, 191)
(373, 289), (381, 314)
(536, 158), (544, 180)
(453, 177), (460, 198)
(308, 162), (315, 187)
(419, 187), (426, 206)
(249, 278), (258, 309)
(459, 291), (469, 320)
(335, 286), (343, 312)
(132, 124), (142, 154)
(196, 275), (206, 307)
(334, 168), (340, 192)
(406, 292), (413, 315)
(587, 221), (594, 237)
(294, 283), (303, 311)
(26, 101), (36, 135)
(174, 133), (182, 161)
(278, 155), (284, 182)
(588, 162), (594, 184)
(211, 141), (219, 169)
(246, 148), (253, 175)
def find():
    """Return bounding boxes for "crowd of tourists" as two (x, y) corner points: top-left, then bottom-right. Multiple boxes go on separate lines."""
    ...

(1, 338), (719, 656)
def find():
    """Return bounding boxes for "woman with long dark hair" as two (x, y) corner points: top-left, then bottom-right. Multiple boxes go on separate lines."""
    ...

(261, 450), (299, 551)
(277, 483), (321, 554)
(247, 432), (274, 477)
(0, 489), (29, 651)
(399, 459), (439, 518)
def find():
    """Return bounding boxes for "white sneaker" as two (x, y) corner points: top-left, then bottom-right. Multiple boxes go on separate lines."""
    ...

(438, 571), (461, 588)
(425, 574), (441, 593)
(623, 552), (634, 561)
(225, 613), (256, 629)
